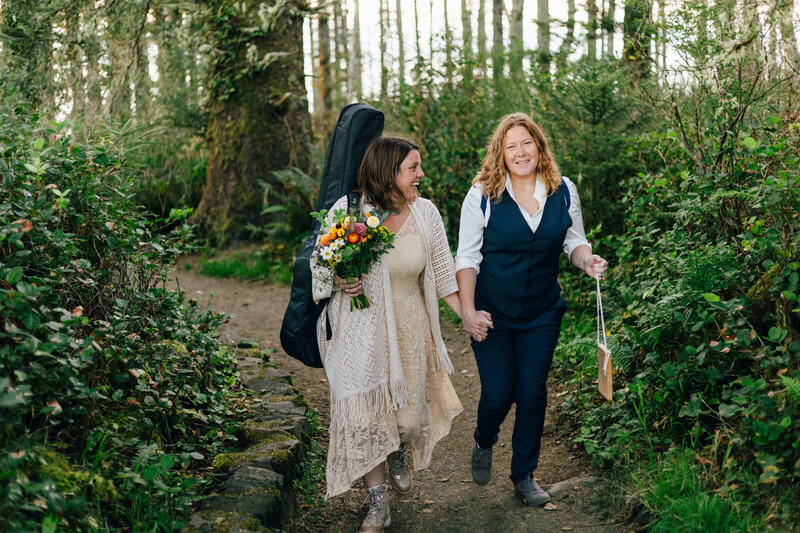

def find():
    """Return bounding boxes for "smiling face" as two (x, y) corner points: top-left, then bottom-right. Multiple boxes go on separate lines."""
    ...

(394, 149), (424, 203)
(502, 125), (540, 181)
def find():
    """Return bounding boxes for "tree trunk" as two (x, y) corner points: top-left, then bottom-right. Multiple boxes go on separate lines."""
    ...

(779, 0), (798, 67)
(380, 0), (388, 99)
(623, 0), (652, 80)
(396, 0), (405, 87)
(445, 0), (454, 80)
(333, 1), (348, 103)
(430, 0), (435, 65)
(191, 0), (312, 245)
(318, 7), (332, 132)
(414, 0), (423, 79)
(557, 0), (576, 67)
(587, 0), (598, 63)
(537, 0), (550, 66)
(492, 0), (504, 86)
(509, 0), (524, 76)
(462, 0), (473, 77)
(349, 0), (362, 101)
(478, 0), (487, 74)
(606, 0), (616, 57)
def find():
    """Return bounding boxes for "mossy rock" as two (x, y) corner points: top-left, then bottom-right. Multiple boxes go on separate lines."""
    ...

(40, 450), (117, 503)
(152, 339), (190, 357)
(185, 509), (268, 532)
(212, 434), (298, 474)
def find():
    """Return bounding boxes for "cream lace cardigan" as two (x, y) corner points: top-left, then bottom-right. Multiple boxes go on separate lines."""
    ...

(312, 195), (459, 497)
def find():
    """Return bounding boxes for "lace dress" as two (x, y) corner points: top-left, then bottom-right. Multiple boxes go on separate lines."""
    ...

(384, 211), (462, 469)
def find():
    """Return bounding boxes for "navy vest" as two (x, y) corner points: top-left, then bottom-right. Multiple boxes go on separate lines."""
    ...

(475, 183), (572, 323)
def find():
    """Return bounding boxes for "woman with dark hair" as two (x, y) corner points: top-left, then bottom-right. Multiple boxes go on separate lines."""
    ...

(312, 135), (487, 532)
(456, 113), (608, 506)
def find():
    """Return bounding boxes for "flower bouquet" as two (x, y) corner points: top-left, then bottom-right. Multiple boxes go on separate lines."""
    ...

(311, 200), (395, 311)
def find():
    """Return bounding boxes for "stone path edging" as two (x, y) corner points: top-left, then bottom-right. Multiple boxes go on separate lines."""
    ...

(184, 350), (312, 532)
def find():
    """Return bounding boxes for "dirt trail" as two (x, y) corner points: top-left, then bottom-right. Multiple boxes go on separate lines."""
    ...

(171, 260), (632, 533)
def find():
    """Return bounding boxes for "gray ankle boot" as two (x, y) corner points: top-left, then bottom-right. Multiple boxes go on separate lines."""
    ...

(360, 483), (391, 532)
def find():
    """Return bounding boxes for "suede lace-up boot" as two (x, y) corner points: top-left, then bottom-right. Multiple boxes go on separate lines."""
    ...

(387, 445), (412, 494)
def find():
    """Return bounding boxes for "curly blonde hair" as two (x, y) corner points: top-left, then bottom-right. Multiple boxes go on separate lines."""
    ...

(473, 112), (561, 201)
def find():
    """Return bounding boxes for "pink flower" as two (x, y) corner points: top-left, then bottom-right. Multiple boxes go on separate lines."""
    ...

(354, 222), (367, 236)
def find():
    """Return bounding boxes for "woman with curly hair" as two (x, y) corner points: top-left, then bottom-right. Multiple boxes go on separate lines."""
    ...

(455, 113), (608, 506)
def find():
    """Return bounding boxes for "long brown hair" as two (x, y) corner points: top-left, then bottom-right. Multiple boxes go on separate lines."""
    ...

(355, 135), (419, 211)
(473, 113), (561, 200)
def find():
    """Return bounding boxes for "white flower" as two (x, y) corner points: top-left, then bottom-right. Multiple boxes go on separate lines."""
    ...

(367, 216), (380, 228)
(333, 253), (342, 262)
(334, 238), (345, 249)
(321, 248), (334, 260)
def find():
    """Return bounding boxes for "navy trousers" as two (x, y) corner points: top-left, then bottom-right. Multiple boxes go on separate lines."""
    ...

(472, 301), (566, 484)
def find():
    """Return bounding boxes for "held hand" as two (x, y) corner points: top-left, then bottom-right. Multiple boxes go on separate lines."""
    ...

(463, 309), (493, 342)
(334, 276), (363, 298)
(582, 254), (608, 280)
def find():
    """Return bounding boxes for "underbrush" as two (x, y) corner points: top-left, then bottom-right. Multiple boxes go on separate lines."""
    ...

(554, 115), (800, 531)
(0, 101), (249, 531)
(195, 247), (293, 284)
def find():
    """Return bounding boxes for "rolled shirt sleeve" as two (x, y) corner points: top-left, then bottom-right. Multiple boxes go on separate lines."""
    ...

(455, 184), (487, 274)
(562, 177), (591, 260)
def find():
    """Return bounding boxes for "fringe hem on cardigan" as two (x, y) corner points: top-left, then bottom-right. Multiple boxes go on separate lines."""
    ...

(329, 379), (412, 433)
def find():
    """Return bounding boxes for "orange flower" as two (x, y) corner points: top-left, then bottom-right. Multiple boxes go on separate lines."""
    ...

(320, 234), (330, 246)
(347, 232), (361, 244)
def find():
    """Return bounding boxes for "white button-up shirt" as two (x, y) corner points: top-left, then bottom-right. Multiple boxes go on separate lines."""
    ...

(455, 175), (591, 274)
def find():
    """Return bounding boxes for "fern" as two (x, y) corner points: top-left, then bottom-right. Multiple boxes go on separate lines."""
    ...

(781, 375), (800, 405)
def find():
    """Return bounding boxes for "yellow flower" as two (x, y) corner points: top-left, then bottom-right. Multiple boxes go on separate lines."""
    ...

(336, 227), (346, 237)
(367, 215), (380, 228)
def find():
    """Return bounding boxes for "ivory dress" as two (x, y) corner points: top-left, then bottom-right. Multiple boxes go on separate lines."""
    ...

(385, 211), (462, 470)
(313, 196), (462, 498)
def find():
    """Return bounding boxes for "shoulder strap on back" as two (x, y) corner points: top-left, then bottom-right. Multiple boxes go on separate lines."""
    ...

(560, 178), (571, 209)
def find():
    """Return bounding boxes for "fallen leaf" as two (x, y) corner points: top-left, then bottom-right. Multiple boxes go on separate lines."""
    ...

(422, 500), (435, 505)
(460, 369), (468, 374)
(438, 478), (449, 482)
(544, 502), (558, 511)
(422, 509), (433, 513)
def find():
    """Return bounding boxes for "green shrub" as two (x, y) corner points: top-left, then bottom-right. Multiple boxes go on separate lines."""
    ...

(0, 99), (247, 531)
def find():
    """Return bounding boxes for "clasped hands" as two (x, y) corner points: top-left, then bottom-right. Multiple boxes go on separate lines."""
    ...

(463, 309), (493, 342)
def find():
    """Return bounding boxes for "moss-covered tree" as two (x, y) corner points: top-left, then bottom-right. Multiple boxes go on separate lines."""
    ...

(191, 0), (313, 244)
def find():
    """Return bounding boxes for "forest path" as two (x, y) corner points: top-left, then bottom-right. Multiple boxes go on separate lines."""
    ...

(171, 258), (633, 533)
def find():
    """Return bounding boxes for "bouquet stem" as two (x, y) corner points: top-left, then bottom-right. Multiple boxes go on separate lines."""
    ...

(350, 293), (370, 311)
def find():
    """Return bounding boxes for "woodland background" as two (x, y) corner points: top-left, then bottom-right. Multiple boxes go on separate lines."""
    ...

(1, 0), (799, 531)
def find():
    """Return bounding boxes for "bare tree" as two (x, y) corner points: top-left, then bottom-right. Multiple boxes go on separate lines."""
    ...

(414, 0), (422, 79)
(778, 0), (798, 66)
(380, 0), (388, 99)
(478, 0), (487, 74)
(318, 7), (332, 132)
(558, 0), (577, 65)
(445, 0), (454, 79)
(462, 0), (474, 75)
(349, 0), (362, 101)
(333, 1), (349, 102)
(397, 0), (405, 87)
(509, 0), (524, 75)
(587, 0), (598, 62)
(492, 0), (504, 83)
(606, 0), (616, 57)
(537, 0), (550, 66)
